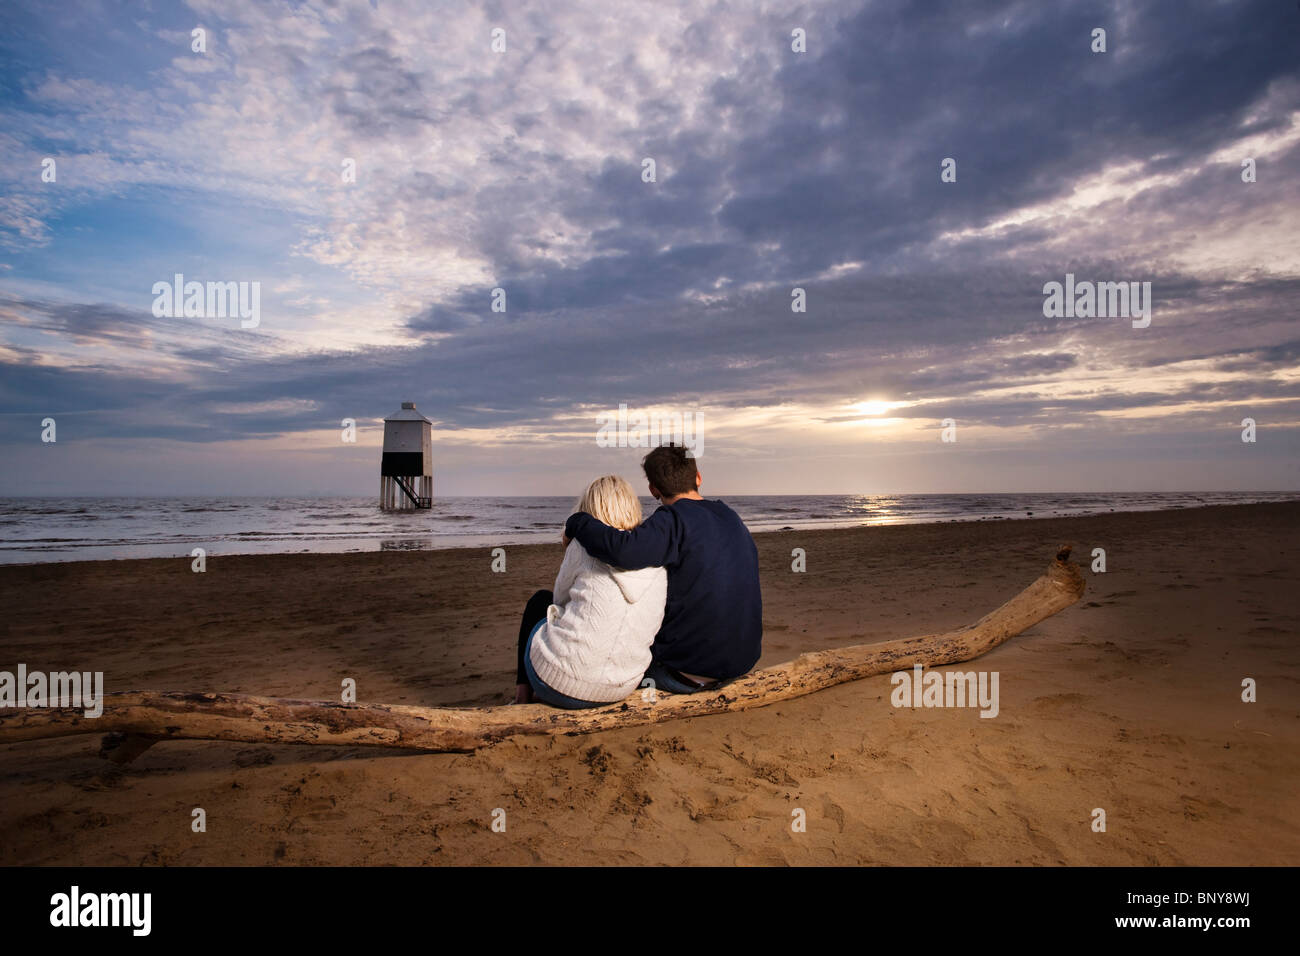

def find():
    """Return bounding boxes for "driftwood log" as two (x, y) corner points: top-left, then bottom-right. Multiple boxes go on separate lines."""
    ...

(0, 547), (1084, 760)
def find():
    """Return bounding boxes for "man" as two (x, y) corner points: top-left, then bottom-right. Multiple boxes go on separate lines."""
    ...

(563, 443), (762, 693)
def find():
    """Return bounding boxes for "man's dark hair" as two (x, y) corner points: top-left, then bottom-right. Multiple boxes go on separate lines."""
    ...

(642, 443), (699, 498)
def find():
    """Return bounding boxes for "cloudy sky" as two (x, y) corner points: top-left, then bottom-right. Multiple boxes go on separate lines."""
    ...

(0, 0), (1296, 496)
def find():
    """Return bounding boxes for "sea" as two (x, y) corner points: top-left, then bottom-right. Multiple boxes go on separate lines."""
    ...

(0, 491), (1294, 566)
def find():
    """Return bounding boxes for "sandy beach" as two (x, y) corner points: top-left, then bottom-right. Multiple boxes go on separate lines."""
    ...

(0, 500), (1296, 866)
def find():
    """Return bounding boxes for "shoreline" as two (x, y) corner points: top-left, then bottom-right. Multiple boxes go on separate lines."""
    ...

(1, 495), (1296, 568)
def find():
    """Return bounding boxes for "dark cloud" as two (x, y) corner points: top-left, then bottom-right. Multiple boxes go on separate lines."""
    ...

(2, 263), (1294, 447)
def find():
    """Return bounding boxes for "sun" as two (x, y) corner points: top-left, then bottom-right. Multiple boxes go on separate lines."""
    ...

(849, 400), (894, 417)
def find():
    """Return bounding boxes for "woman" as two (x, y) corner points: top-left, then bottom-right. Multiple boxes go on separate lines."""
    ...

(513, 475), (667, 707)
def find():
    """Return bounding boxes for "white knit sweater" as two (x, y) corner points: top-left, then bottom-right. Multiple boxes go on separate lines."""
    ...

(528, 540), (667, 702)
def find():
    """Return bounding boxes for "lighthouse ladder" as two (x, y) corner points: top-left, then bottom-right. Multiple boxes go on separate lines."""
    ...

(392, 475), (432, 509)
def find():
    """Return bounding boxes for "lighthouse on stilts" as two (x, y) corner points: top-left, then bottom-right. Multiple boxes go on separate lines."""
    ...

(380, 402), (433, 510)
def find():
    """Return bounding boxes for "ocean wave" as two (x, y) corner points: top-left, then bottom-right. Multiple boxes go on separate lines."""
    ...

(1, 493), (1295, 565)
(2, 537), (99, 545)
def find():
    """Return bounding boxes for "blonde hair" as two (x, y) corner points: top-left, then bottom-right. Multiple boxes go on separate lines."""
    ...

(576, 475), (642, 531)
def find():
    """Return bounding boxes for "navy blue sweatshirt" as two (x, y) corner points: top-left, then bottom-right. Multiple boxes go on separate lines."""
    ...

(564, 498), (762, 680)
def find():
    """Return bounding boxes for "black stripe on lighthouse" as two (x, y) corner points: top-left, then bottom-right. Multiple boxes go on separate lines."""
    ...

(381, 452), (425, 476)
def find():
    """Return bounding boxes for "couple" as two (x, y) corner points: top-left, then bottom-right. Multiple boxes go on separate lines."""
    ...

(513, 444), (763, 707)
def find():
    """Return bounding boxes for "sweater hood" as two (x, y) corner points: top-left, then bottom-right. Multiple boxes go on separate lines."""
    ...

(608, 565), (663, 604)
